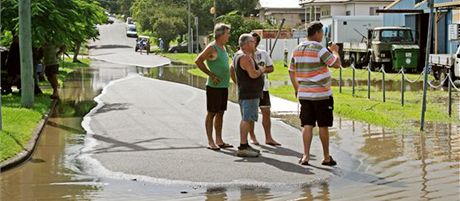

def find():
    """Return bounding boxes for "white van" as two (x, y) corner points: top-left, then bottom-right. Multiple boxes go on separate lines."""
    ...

(126, 24), (137, 38)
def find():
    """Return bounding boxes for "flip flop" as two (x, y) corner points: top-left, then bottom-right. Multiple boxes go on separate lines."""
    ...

(217, 143), (233, 148)
(266, 142), (281, 146)
(207, 147), (220, 151)
(298, 158), (309, 166)
(321, 156), (337, 166)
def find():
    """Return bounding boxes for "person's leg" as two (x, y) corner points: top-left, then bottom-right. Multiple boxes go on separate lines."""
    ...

(240, 120), (250, 145)
(248, 121), (259, 145)
(318, 127), (331, 162)
(301, 125), (314, 162)
(299, 99), (315, 163)
(261, 107), (280, 145)
(49, 73), (59, 98)
(317, 96), (334, 163)
(205, 112), (218, 148)
(214, 111), (224, 145)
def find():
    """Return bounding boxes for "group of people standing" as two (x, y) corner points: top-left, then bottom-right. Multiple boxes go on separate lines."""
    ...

(195, 21), (340, 166)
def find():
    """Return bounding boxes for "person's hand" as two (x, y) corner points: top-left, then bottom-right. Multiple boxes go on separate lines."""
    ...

(210, 73), (220, 84)
(259, 66), (266, 74)
(328, 43), (339, 52)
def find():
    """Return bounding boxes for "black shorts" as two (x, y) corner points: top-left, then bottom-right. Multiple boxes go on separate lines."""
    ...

(206, 86), (228, 113)
(300, 96), (334, 127)
(45, 64), (59, 77)
(259, 91), (271, 107)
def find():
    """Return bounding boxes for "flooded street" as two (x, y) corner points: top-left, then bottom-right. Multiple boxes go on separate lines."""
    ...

(1, 60), (459, 200)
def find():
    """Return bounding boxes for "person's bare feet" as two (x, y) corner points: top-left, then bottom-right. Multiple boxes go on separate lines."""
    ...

(250, 138), (260, 145)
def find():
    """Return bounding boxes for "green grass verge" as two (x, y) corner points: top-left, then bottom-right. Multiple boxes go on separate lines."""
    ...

(270, 85), (457, 129)
(0, 58), (90, 162)
(160, 53), (198, 65)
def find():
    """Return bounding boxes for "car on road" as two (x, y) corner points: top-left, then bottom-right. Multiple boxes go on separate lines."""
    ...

(168, 41), (201, 53)
(135, 36), (151, 54)
(126, 17), (134, 25)
(126, 24), (137, 38)
(106, 17), (114, 24)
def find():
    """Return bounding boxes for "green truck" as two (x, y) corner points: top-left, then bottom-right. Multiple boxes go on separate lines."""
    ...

(342, 27), (420, 72)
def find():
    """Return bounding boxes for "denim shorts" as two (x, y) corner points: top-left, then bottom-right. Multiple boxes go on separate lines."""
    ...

(239, 98), (260, 122)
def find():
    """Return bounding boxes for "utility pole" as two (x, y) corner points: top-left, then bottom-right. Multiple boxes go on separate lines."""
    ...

(0, 0), (3, 130)
(420, 0), (434, 131)
(187, 0), (192, 53)
(19, 0), (34, 107)
(195, 16), (199, 53)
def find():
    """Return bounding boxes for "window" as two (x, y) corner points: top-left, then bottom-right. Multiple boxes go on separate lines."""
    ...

(380, 30), (414, 42)
(346, 11), (351, 16)
(369, 7), (379, 16)
(299, 14), (306, 23)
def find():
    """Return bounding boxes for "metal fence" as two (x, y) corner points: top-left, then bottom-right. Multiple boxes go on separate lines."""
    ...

(332, 63), (459, 117)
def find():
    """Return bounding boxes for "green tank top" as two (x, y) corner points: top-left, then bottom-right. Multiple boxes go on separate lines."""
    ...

(206, 44), (229, 88)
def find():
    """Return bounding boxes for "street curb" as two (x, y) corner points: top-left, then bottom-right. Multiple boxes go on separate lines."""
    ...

(0, 99), (58, 172)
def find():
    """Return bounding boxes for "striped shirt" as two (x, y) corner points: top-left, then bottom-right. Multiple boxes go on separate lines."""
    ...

(289, 41), (337, 100)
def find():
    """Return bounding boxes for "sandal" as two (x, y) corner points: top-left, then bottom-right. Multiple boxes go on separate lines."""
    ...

(217, 143), (233, 148)
(298, 157), (309, 166)
(321, 156), (337, 166)
(207, 146), (220, 151)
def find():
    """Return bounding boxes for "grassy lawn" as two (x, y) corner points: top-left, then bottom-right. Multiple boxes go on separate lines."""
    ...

(169, 53), (457, 129)
(160, 53), (198, 65)
(271, 85), (457, 129)
(0, 58), (90, 162)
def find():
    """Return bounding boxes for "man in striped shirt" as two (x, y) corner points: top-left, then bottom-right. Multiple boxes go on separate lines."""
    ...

(289, 21), (341, 166)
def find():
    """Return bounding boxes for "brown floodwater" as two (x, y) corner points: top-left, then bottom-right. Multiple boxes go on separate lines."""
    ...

(0, 60), (458, 200)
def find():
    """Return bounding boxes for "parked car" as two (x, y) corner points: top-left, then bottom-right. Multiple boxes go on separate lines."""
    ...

(106, 17), (114, 24)
(126, 17), (134, 25)
(135, 36), (151, 54)
(168, 41), (201, 53)
(126, 24), (137, 38)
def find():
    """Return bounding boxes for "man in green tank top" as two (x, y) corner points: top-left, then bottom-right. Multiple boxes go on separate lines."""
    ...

(195, 23), (233, 151)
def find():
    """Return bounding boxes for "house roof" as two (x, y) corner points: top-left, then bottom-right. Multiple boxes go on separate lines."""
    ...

(300, 0), (392, 5)
(257, 0), (303, 9)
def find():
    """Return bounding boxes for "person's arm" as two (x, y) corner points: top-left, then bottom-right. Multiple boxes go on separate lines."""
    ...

(230, 64), (237, 84)
(264, 51), (274, 73)
(320, 44), (341, 68)
(195, 45), (219, 84)
(240, 55), (265, 79)
(288, 57), (298, 97)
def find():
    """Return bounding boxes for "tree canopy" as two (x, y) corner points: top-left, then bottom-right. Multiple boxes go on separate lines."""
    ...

(128, 0), (261, 51)
(1, 0), (106, 48)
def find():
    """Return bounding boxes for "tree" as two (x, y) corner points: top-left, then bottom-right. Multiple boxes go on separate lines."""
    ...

(132, 1), (187, 51)
(217, 11), (264, 50)
(0, 0), (106, 91)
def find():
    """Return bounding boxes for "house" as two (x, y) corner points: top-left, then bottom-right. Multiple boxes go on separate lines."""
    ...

(255, 0), (307, 28)
(300, 0), (393, 20)
(382, 0), (460, 55)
